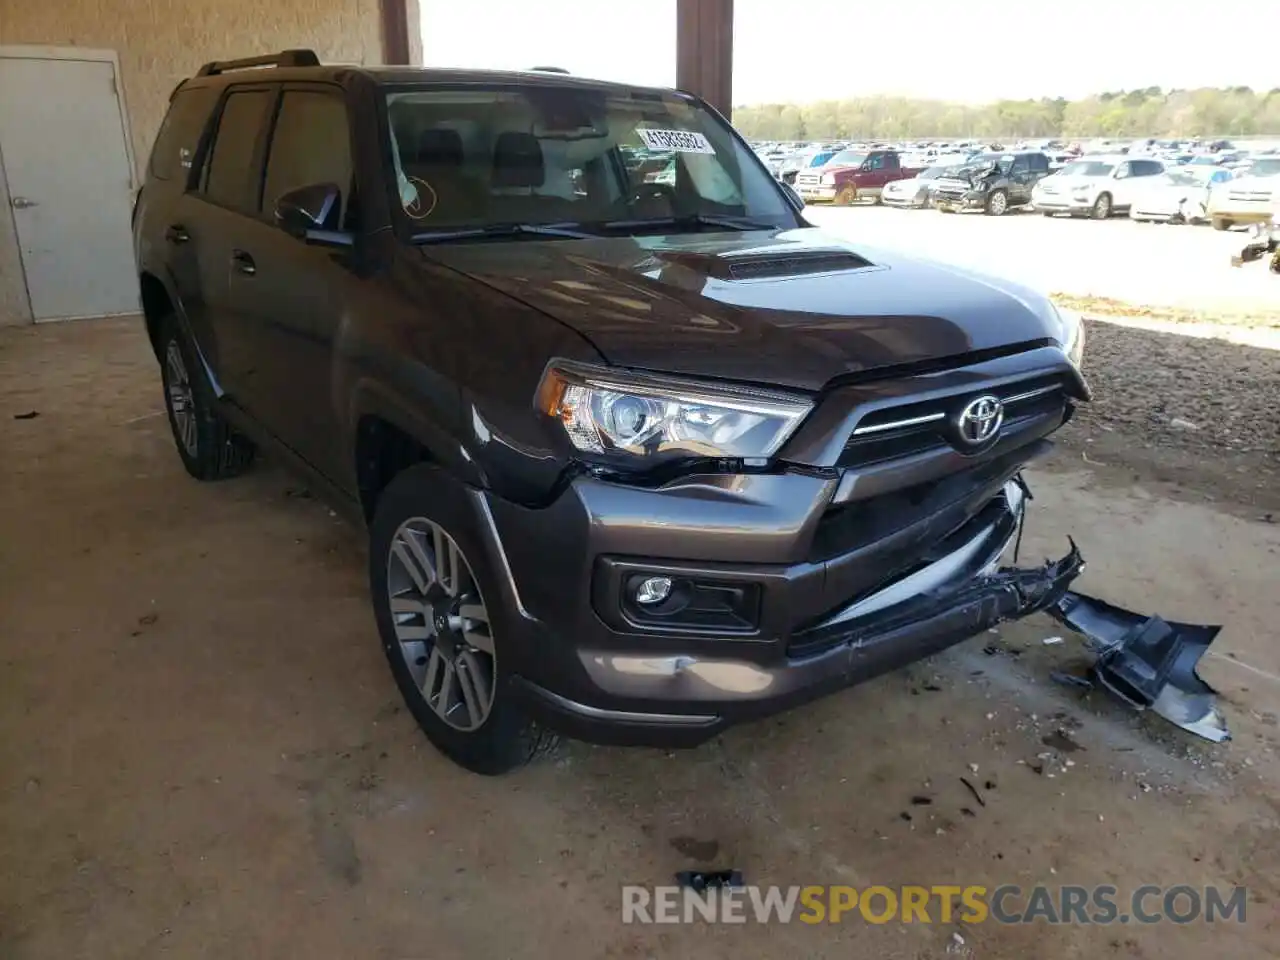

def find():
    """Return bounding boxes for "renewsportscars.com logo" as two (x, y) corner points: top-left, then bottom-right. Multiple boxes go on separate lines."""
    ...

(621, 884), (1248, 926)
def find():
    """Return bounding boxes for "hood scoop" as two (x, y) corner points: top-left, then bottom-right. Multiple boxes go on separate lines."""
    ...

(727, 250), (875, 281)
(654, 248), (876, 282)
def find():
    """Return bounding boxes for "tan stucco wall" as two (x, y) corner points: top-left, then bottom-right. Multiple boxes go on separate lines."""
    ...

(0, 0), (386, 324)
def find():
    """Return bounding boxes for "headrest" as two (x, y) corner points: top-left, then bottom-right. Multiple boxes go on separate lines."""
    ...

(491, 132), (544, 189)
(415, 128), (463, 167)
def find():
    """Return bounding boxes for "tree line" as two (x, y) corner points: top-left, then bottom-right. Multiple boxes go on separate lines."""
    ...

(732, 87), (1280, 142)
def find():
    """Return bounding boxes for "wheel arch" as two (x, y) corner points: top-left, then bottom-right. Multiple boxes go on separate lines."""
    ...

(348, 380), (485, 524)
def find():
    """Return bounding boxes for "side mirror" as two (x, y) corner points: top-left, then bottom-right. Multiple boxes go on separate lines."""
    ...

(274, 183), (353, 247)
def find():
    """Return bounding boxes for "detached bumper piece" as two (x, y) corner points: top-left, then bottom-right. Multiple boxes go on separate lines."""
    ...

(1050, 593), (1230, 742)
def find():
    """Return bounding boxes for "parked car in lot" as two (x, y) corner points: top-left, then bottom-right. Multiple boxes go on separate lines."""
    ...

(778, 147), (839, 185)
(135, 52), (1093, 773)
(880, 163), (958, 208)
(1129, 167), (1232, 224)
(1207, 156), (1280, 230)
(795, 149), (922, 205)
(932, 151), (1052, 216)
(1031, 156), (1166, 219)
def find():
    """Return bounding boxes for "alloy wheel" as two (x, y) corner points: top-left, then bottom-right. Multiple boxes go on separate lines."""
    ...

(164, 340), (198, 456)
(386, 517), (496, 732)
(988, 191), (1008, 215)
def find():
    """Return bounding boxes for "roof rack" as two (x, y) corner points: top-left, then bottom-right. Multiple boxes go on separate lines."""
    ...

(196, 49), (320, 77)
(529, 66), (570, 74)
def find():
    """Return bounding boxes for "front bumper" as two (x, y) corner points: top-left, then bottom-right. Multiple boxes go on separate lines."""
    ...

(882, 189), (929, 208)
(480, 455), (1083, 747)
(1033, 194), (1094, 214)
(797, 183), (838, 202)
(933, 190), (987, 210)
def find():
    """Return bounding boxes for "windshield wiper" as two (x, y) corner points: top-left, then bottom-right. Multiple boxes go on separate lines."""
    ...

(597, 214), (780, 233)
(413, 222), (595, 244)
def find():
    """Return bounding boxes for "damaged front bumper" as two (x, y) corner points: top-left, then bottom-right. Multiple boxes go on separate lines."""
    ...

(505, 477), (1094, 747)
(1050, 594), (1230, 742)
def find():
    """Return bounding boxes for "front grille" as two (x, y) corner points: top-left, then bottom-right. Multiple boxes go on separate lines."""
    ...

(1227, 191), (1271, 202)
(838, 376), (1066, 468)
(797, 173), (823, 187)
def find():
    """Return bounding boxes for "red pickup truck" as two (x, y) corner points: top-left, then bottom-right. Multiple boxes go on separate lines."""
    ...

(795, 149), (923, 205)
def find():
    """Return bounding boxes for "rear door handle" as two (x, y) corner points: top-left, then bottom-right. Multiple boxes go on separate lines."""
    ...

(165, 224), (190, 244)
(230, 250), (256, 276)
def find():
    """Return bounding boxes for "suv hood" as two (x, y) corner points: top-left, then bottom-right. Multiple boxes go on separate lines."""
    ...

(420, 228), (1064, 392)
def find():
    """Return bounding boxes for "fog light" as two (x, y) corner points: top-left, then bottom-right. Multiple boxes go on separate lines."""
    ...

(634, 576), (673, 605)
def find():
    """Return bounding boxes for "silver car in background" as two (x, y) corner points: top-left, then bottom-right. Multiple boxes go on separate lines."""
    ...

(881, 162), (961, 209)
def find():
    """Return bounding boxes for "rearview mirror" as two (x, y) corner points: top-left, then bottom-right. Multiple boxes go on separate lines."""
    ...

(274, 183), (353, 247)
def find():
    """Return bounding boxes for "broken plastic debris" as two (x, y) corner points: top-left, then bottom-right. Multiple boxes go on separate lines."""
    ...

(1050, 592), (1230, 743)
(1042, 636), (1065, 645)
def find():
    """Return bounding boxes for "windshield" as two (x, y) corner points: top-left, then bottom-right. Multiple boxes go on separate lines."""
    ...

(383, 86), (796, 235)
(828, 150), (867, 167)
(920, 165), (954, 179)
(1245, 158), (1280, 177)
(1058, 161), (1115, 177)
(1162, 172), (1203, 187)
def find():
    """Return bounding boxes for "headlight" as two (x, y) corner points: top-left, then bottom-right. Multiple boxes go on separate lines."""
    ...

(821, 173), (836, 185)
(1053, 305), (1086, 368)
(537, 362), (813, 466)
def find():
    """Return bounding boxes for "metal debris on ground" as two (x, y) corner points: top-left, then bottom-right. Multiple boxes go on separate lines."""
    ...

(675, 870), (744, 892)
(1050, 592), (1231, 743)
(12, 410), (39, 420)
(1050, 670), (1094, 691)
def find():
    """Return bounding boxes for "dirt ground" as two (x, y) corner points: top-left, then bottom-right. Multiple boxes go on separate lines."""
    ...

(2, 318), (1278, 960)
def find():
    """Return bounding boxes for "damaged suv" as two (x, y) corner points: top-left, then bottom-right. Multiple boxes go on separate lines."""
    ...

(134, 53), (1222, 775)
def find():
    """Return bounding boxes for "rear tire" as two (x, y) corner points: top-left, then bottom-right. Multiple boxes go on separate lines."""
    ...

(368, 464), (556, 775)
(158, 313), (255, 481)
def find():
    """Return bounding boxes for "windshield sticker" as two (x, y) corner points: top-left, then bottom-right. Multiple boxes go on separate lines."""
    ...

(636, 128), (715, 154)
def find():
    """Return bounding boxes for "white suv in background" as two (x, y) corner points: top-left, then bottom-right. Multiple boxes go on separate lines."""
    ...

(1031, 156), (1166, 219)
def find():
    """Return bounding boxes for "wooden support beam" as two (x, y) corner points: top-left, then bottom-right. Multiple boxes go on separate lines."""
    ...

(676, 0), (734, 119)
(380, 0), (422, 66)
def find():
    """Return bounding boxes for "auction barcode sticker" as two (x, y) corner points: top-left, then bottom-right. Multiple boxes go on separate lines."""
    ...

(636, 128), (716, 154)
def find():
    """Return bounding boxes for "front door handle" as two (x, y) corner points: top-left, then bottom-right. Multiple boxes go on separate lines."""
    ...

(11, 197), (37, 210)
(165, 224), (190, 244)
(230, 250), (256, 276)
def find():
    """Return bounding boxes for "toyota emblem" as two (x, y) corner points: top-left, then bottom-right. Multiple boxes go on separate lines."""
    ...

(956, 395), (1004, 446)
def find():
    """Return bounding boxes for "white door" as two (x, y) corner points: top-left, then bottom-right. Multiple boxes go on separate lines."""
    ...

(0, 55), (139, 320)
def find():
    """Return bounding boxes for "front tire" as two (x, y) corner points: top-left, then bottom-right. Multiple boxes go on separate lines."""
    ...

(1091, 193), (1112, 220)
(158, 314), (255, 481)
(836, 185), (858, 206)
(984, 189), (1009, 216)
(368, 465), (554, 775)
(1212, 216), (1232, 231)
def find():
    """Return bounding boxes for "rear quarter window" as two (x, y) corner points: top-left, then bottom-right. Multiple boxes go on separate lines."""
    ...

(148, 86), (219, 182)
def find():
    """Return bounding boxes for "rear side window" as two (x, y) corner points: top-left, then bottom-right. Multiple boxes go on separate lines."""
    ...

(149, 87), (219, 181)
(1029, 154), (1049, 173)
(261, 90), (354, 228)
(202, 89), (274, 211)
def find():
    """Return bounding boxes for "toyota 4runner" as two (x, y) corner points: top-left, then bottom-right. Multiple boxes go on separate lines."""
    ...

(134, 51), (1098, 774)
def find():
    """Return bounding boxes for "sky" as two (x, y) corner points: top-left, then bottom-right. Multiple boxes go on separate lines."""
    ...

(420, 0), (1277, 105)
